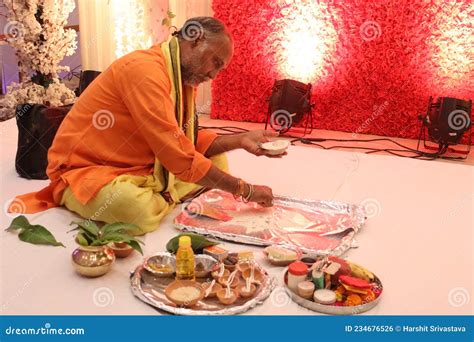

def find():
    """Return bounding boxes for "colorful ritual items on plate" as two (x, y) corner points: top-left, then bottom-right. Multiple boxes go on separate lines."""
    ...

(283, 256), (383, 315)
(174, 190), (366, 255)
(130, 252), (276, 315)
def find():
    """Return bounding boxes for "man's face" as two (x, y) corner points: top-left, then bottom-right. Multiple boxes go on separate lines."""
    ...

(180, 34), (233, 87)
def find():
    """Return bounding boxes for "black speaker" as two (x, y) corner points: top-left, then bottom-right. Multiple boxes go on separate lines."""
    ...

(266, 79), (312, 133)
(425, 97), (472, 145)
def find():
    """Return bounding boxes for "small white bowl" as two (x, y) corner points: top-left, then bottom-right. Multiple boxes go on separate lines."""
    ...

(260, 140), (290, 155)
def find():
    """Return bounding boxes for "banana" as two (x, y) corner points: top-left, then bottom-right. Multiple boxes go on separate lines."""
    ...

(349, 262), (374, 281)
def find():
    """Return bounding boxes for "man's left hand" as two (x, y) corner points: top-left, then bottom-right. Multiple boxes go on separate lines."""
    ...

(240, 130), (287, 158)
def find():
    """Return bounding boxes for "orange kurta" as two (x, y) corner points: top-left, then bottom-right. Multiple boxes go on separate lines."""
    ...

(13, 44), (218, 213)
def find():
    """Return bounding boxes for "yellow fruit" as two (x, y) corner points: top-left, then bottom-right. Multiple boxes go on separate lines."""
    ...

(349, 262), (374, 281)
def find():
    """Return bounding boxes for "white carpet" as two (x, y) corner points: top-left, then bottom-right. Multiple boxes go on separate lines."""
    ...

(1, 118), (473, 315)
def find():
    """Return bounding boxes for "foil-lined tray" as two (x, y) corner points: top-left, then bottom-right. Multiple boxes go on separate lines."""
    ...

(284, 271), (383, 315)
(174, 190), (366, 255)
(130, 252), (277, 315)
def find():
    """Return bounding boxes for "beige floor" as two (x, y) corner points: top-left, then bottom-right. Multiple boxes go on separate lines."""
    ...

(1, 115), (473, 315)
(199, 115), (474, 166)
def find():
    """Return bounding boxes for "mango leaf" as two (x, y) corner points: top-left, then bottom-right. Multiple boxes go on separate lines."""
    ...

(75, 233), (89, 246)
(18, 225), (65, 247)
(92, 233), (134, 245)
(5, 215), (30, 232)
(6, 216), (65, 248)
(92, 232), (144, 255)
(127, 239), (144, 255)
(69, 226), (96, 244)
(69, 220), (99, 238)
(166, 233), (218, 254)
(79, 229), (96, 243)
(102, 222), (142, 237)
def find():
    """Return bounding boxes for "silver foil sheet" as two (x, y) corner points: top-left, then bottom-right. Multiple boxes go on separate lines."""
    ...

(174, 190), (367, 256)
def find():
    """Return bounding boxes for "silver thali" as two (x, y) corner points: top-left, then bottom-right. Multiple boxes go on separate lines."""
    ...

(130, 252), (277, 315)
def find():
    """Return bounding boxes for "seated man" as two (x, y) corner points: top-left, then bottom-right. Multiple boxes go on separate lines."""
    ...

(10, 17), (281, 234)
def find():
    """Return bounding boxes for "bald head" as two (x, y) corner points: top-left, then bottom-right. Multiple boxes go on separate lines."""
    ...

(176, 17), (234, 87)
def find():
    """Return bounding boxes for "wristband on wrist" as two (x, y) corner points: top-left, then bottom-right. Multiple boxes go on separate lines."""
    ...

(233, 178), (253, 202)
(233, 178), (245, 200)
(242, 183), (253, 203)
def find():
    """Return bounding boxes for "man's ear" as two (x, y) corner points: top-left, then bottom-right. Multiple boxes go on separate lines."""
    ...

(191, 35), (206, 48)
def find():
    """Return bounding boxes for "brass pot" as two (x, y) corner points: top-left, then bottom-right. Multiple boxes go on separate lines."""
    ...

(72, 245), (115, 277)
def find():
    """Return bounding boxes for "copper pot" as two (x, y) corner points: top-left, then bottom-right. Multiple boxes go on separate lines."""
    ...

(72, 245), (115, 277)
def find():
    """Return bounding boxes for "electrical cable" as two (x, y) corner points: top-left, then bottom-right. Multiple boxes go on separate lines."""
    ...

(199, 125), (468, 161)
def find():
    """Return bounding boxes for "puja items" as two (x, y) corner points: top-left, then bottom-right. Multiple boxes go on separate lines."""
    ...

(237, 251), (254, 262)
(211, 263), (230, 279)
(287, 261), (309, 292)
(174, 189), (366, 256)
(72, 245), (115, 278)
(175, 236), (195, 280)
(223, 253), (239, 271)
(202, 280), (222, 298)
(216, 288), (239, 305)
(195, 255), (218, 278)
(165, 280), (204, 307)
(259, 139), (290, 155)
(284, 256), (383, 315)
(70, 220), (144, 277)
(216, 269), (240, 305)
(203, 245), (229, 261)
(131, 252), (276, 315)
(166, 233), (218, 254)
(144, 253), (176, 277)
(313, 289), (337, 305)
(300, 256), (318, 268)
(218, 270), (240, 288)
(238, 278), (257, 298)
(242, 265), (265, 284)
(264, 246), (299, 266)
(297, 281), (315, 299)
(108, 242), (134, 258)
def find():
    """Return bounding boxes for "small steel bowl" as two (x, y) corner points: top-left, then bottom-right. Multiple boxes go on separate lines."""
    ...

(195, 255), (218, 278)
(144, 253), (176, 278)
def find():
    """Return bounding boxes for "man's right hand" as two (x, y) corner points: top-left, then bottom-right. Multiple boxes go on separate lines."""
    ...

(197, 165), (274, 207)
(249, 185), (274, 207)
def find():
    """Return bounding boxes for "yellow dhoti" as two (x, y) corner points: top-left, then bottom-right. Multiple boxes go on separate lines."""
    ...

(60, 153), (228, 235)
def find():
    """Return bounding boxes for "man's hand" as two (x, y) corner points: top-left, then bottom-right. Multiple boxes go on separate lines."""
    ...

(249, 184), (274, 207)
(240, 130), (286, 158)
(196, 165), (275, 207)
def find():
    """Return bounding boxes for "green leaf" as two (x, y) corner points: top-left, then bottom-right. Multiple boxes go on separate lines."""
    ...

(79, 228), (96, 243)
(69, 220), (99, 238)
(6, 215), (30, 232)
(161, 18), (170, 26)
(127, 239), (144, 255)
(18, 225), (65, 247)
(92, 233), (133, 245)
(167, 10), (176, 18)
(102, 222), (142, 236)
(166, 233), (218, 254)
(6, 216), (65, 248)
(75, 233), (89, 246)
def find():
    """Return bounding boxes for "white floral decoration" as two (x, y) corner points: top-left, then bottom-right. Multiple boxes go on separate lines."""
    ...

(0, 0), (77, 119)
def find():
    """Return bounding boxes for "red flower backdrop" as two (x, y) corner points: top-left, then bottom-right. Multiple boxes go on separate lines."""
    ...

(211, 0), (473, 140)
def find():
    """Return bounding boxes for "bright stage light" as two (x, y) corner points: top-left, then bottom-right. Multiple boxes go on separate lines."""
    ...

(271, 1), (338, 84)
(428, 2), (474, 91)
